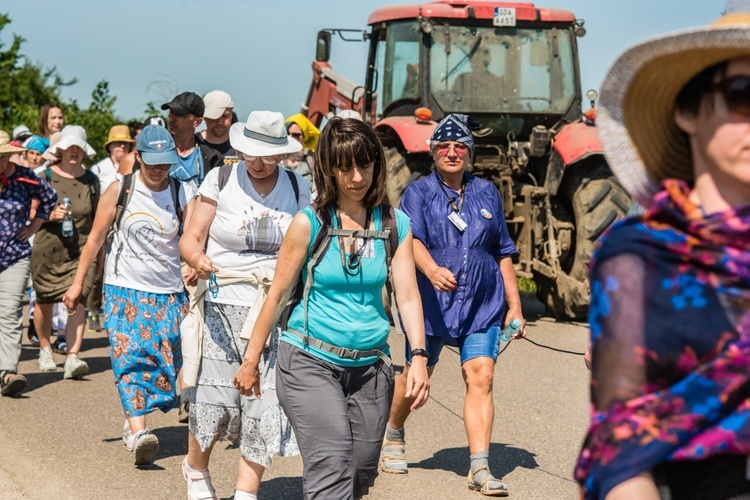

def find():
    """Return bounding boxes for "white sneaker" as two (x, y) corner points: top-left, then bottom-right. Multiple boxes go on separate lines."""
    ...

(38, 347), (57, 371)
(182, 457), (217, 500)
(126, 429), (159, 466)
(123, 421), (132, 448)
(63, 354), (89, 379)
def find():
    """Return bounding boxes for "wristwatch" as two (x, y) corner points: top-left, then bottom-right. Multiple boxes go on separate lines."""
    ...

(410, 348), (430, 359)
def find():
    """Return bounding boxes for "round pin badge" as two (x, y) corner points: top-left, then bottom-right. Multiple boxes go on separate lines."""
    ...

(480, 208), (492, 219)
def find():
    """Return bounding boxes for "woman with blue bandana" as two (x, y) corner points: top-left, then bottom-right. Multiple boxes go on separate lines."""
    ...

(381, 113), (525, 496)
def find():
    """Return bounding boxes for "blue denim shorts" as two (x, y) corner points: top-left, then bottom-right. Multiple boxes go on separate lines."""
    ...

(404, 326), (502, 367)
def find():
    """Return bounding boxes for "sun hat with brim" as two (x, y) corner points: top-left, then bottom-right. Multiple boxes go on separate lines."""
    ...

(597, 4), (750, 208)
(136, 125), (179, 165)
(12, 125), (32, 142)
(46, 125), (96, 159)
(104, 124), (135, 148)
(0, 130), (26, 154)
(230, 111), (303, 157)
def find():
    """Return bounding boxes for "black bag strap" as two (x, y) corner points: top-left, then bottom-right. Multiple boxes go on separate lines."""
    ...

(168, 176), (184, 236)
(111, 173), (136, 235)
(218, 164), (300, 204)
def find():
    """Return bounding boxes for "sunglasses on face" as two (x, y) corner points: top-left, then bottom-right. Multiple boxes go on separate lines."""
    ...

(245, 155), (281, 165)
(709, 76), (750, 115)
(143, 164), (171, 171)
(435, 142), (470, 157)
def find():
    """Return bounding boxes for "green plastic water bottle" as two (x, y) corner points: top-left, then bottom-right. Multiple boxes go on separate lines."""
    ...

(501, 319), (522, 342)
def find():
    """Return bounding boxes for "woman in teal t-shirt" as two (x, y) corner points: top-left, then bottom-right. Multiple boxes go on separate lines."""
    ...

(233, 117), (430, 498)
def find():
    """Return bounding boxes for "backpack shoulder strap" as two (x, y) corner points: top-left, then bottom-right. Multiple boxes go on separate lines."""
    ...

(169, 176), (184, 236)
(112, 173), (136, 233)
(379, 202), (404, 334)
(285, 169), (300, 204)
(86, 169), (100, 219)
(217, 163), (234, 191)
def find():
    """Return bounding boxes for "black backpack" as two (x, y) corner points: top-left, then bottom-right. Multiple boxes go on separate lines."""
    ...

(280, 202), (402, 365)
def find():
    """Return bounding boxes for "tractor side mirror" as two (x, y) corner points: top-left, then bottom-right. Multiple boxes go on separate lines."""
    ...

(316, 31), (332, 62)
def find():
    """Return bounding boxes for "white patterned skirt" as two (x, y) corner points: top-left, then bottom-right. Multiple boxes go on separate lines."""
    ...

(189, 301), (298, 467)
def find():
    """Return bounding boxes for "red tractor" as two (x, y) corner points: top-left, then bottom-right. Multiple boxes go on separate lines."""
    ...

(303, 0), (629, 318)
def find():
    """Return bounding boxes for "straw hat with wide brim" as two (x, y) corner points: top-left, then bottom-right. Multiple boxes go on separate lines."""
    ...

(0, 130), (27, 154)
(104, 124), (135, 148)
(598, 6), (750, 208)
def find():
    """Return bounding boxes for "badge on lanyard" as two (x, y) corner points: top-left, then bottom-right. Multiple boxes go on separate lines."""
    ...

(480, 208), (492, 219)
(448, 211), (468, 231)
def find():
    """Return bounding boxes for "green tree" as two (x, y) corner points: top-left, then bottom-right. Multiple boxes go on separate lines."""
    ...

(0, 13), (121, 162)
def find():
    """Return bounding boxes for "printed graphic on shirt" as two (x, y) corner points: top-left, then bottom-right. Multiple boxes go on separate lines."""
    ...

(237, 206), (284, 255)
(124, 212), (164, 247)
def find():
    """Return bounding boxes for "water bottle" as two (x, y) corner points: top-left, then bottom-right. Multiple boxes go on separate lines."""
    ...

(61, 198), (74, 238)
(500, 319), (522, 342)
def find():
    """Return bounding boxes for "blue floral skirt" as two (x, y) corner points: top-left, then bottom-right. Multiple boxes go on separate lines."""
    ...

(103, 284), (188, 418)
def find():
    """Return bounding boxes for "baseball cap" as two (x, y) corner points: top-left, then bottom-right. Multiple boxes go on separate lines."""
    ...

(161, 91), (204, 117)
(12, 125), (32, 141)
(136, 125), (179, 165)
(203, 90), (234, 120)
(143, 116), (167, 128)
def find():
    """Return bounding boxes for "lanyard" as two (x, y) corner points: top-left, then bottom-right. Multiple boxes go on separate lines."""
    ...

(438, 175), (466, 213)
(335, 208), (372, 276)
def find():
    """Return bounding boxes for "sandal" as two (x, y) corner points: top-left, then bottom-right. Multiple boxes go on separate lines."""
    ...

(468, 466), (509, 497)
(379, 440), (408, 474)
(52, 337), (68, 355)
(0, 370), (27, 397)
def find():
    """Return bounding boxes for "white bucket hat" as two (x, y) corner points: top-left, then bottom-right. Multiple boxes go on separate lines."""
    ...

(598, 1), (750, 208)
(46, 125), (96, 158)
(229, 111), (302, 157)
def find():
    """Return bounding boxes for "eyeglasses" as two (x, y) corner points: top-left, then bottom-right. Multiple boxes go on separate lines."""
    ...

(709, 76), (750, 115)
(289, 133), (304, 140)
(143, 163), (171, 171)
(245, 155), (281, 165)
(435, 142), (470, 157)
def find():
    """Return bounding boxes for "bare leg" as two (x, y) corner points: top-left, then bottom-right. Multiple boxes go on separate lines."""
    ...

(127, 416), (146, 434)
(187, 432), (217, 470)
(236, 458), (265, 495)
(64, 303), (86, 356)
(388, 363), (436, 429)
(461, 356), (495, 453)
(34, 302), (54, 349)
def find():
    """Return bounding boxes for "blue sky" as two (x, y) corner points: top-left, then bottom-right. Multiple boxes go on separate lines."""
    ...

(3, 1), (724, 122)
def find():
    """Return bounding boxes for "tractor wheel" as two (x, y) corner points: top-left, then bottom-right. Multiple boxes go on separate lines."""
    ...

(385, 147), (430, 207)
(536, 158), (630, 319)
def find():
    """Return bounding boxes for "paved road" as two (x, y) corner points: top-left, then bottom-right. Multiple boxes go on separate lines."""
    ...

(0, 298), (591, 500)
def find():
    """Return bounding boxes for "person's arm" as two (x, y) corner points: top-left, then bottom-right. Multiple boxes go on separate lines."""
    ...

(498, 256), (526, 338)
(391, 228), (430, 410)
(179, 194), (217, 279)
(61, 181), (119, 311)
(414, 239), (457, 292)
(17, 169), (58, 242)
(233, 212), (312, 397)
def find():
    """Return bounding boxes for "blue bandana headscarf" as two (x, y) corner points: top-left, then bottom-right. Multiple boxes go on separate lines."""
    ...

(23, 135), (48, 154)
(430, 113), (481, 154)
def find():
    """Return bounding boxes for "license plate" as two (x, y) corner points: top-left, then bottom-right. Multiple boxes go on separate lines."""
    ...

(494, 7), (516, 27)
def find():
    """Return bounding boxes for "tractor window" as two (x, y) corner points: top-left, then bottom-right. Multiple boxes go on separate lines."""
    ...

(429, 26), (575, 114)
(373, 21), (420, 116)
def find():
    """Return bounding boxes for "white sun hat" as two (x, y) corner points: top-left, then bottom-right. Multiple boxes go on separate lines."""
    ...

(203, 90), (234, 120)
(229, 111), (303, 157)
(46, 125), (96, 158)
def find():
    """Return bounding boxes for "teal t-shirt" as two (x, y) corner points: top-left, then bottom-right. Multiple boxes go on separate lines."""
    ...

(281, 205), (410, 367)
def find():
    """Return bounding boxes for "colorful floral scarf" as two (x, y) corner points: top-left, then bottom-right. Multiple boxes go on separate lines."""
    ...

(575, 179), (750, 499)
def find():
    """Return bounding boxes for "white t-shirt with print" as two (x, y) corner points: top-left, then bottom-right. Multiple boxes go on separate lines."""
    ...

(104, 175), (196, 293)
(198, 162), (311, 306)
